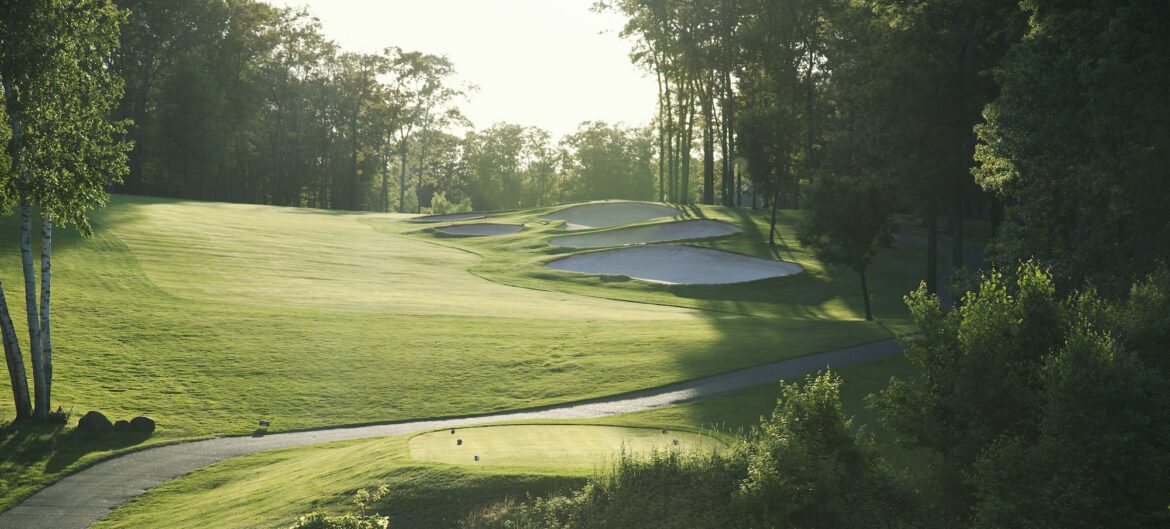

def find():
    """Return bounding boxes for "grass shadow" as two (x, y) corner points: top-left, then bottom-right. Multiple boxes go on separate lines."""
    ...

(0, 420), (152, 477)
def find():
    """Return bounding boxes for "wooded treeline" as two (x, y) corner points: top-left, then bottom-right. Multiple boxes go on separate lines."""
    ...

(464, 2), (1170, 527)
(606, 0), (1170, 296)
(111, 0), (657, 214)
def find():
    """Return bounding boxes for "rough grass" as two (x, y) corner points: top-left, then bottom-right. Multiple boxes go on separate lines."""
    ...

(1, 196), (926, 509)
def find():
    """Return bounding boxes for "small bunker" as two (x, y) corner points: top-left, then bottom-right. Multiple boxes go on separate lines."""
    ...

(549, 220), (741, 248)
(541, 202), (678, 231)
(435, 223), (523, 237)
(547, 245), (803, 285)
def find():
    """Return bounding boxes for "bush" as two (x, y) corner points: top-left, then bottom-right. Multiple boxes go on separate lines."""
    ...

(286, 513), (388, 529)
(424, 192), (473, 215)
(286, 485), (390, 529)
(873, 262), (1170, 527)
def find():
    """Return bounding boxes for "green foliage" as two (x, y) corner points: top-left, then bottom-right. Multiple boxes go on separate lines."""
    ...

(974, 0), (1170, 289)
(799, 174), (896, 275)
(734, 372), (916, 529)
(560, 121), (656, 204)
(1, 0), (130, 232)
(285, 484), (391, 529)
(287, 513), (388, 529)
(798, 172), (897, 320)
(873, 263), (1170, 526)
(423, 191), (472, 215)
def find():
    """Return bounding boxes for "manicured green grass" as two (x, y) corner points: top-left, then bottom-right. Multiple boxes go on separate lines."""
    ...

(391, 203), (926, 334)
(409, 425), (721, 469)
(90, 358), (913, 529)
(0, 196), (927, 509)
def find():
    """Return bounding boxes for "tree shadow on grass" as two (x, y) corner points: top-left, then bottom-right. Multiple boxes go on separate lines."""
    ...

(0, 420), (152, 477)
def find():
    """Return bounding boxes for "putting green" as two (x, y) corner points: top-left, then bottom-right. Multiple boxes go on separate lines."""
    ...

(409, 425), (721, 469)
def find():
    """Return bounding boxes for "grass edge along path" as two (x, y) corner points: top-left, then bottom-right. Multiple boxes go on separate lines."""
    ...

(0, 339), (902, 529)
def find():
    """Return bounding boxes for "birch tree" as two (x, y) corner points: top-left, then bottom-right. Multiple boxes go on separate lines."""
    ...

(0, 0), (130, 421)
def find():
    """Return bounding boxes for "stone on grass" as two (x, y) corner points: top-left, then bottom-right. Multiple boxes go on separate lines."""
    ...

(114, 420), (133, 433)
(77, 411), (114, 434)
(131, 416), (156, 433)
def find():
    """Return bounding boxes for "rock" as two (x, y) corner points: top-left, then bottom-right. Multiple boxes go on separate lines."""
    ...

(130, 416), (156, 433)
(113, 420), (133, 433)
(77, 411), (114, 434)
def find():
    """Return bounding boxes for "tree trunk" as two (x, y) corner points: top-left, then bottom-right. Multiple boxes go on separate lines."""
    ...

(952, 195), (965, 270)
(859, 269), (873, 321)
(804, 4), (819, 185)
(654, 59), (666, 202)
(398, 146), (408, 213)
(663, 76), (676, 203)
(381, 149), (389, 213)
(416, 138), (428, 214)
(718, 64), (734, 207)
(701, 77), (715, 206)
(768, 183), (781, 246)
(39, 215), (52, 416)
(927, 212), (939, 295)
(0, 282), (31, 420)
(679, 81), (695, 205)
(20, 203), (45, 418)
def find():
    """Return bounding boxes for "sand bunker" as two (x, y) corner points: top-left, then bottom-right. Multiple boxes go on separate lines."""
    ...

(547, 245), (803, 285)
(549, 220), (741, 248)
(435, 223), (523, 237)
(409, 212), (489, 223)
(542, 202), (678, 230)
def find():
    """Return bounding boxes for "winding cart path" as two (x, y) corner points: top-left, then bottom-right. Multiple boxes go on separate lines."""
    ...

(0, 339), (901, 529)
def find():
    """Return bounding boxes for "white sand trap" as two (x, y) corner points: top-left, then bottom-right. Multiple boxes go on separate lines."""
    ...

(542, 202), (678, 230)
(436, 223), (523, 237)
(548, 244), (803, 285)
(549, 220), (741, 248)
(409, 212), (489, 223)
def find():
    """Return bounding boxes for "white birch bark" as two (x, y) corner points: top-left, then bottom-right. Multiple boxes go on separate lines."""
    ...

(0, 281), (32, 419)
(39, 215), (52, 414)
(20, 203), (45, 417)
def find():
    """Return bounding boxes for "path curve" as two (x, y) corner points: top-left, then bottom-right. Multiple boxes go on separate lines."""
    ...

(0, 339), (902, 529)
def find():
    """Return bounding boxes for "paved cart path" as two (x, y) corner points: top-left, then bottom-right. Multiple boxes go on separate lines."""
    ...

(0, 339), (901, 529)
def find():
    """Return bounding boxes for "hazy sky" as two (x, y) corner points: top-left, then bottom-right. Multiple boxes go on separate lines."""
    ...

(264, 0), (657, 139)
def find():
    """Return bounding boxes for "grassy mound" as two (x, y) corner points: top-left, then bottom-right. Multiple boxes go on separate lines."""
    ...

(549, 219), (740, 248)
(540, 201), (679, 230)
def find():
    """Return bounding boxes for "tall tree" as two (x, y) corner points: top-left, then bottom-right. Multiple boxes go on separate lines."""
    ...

(384, 49), (457, 213)
(974, 0), (1170, 291)
(798, 173), (896, 321)
(1, 0), (130, 420)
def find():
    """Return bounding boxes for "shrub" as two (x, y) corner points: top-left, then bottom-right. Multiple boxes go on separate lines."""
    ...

(286, 485), (390, 529)
(425, 192), (473, 215)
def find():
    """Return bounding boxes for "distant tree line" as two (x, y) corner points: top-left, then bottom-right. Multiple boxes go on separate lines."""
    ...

(110, 0), (656, 214)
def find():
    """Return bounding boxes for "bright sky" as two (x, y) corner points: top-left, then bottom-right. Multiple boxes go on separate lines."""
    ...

(264, 0), (657, 139)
